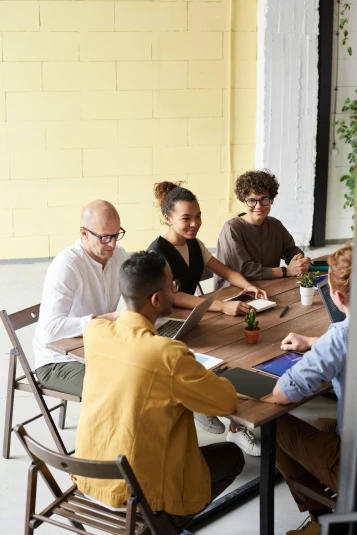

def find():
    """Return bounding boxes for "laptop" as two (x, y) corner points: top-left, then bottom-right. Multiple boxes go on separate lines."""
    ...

(317, 279), (346, 323)
(157, 289), (222, 340)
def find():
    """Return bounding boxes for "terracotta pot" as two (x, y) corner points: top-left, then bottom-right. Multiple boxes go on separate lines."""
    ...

(300, 286), (314, 306)
(244, 327), (261, 344)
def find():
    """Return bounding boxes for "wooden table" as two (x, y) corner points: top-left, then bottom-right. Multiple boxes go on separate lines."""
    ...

(47, 277), (331, 535)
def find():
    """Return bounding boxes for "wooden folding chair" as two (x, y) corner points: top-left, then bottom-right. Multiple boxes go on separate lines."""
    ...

(0, 305), (81, 459)
(287, 476), (337, 510)
(15, 425), (179, 535)
(196, 267), (213, 296)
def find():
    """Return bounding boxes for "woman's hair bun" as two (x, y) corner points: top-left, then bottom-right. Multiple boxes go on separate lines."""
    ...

(153, 181), (184, 207)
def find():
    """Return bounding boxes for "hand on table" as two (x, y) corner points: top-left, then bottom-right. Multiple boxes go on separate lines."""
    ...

(280, 332), (314, 352)
(286, 254), (311, 276)
(239, 286), (268, 300)
(221, 300), (252, 316)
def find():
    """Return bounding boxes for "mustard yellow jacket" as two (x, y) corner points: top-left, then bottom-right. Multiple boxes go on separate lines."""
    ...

(74, 311), (238, 516)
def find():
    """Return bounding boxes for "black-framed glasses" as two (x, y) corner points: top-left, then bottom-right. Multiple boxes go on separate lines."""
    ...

(244, 196), (271, 208)
(147, 279), (181, 299)
(82, 227), (126, 244)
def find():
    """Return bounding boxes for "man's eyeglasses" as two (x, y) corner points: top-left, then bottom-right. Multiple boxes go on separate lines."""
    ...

(244, 196), (271, 208)
(148, 279), (181, 298)
(82, 227), (126, 244)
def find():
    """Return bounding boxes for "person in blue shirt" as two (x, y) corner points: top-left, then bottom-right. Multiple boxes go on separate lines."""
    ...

(273, 242), (352, 535)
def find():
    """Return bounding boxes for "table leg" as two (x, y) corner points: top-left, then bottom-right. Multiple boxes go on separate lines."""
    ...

(260, 420), (277, 535)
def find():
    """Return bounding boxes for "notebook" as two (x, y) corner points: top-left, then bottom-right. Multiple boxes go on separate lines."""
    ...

(252, 351), (304, 378)
(317, 279), (346, 323)
(194, 352), (224, 370)
(219, 368), (277, 401)
(225, 296), (277, 312)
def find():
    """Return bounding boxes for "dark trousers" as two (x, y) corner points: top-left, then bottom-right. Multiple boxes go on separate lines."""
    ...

(276, 413), (340, 512)
(36, 361), (85, 397)
(167, 442), (245, 530)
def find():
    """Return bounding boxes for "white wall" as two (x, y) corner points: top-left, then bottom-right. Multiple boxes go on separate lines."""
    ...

(256, 0), (319, 247)
(325, 0), (357, 241)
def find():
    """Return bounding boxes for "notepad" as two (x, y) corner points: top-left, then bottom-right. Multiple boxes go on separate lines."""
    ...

(224, 296), (277, 312)
(219, 368), (277, 401)
(248, 298), (277, 312)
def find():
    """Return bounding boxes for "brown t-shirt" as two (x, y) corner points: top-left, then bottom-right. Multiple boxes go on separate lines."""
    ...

(214, 214), (303, 287)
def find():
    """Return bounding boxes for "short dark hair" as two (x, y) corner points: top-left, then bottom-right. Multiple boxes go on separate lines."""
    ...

(235, 170), (279, 202)
(119, 251), (167, 306)
(153, 181), (197, 216)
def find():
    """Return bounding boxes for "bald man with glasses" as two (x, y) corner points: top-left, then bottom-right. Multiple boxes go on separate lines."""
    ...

(34, 200), (129, 397)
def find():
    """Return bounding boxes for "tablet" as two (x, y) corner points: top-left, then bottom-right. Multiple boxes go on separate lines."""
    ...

(219, 368), (277, 399)
(224, 294), (252, 303)
(252, 352), (304, 378)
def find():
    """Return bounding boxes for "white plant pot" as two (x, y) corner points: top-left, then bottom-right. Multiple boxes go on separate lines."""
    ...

(300, 286), (314, 306)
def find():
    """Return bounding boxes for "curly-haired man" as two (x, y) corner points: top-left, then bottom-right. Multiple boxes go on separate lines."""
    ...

(214, 170), (310, 287)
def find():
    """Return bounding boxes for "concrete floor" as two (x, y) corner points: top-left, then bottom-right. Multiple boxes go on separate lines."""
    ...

(0, 244), (339, 535)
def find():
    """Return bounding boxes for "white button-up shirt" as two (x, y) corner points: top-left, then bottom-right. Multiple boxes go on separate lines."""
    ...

(33, 239), (128, 369)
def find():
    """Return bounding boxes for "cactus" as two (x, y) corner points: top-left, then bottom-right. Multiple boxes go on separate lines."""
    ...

(244, 309), (259, 331)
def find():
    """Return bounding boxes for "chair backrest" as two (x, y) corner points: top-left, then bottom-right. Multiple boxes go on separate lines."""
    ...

(201, 266), (213, 283)
(15, 425), (172, 535)
(196, 267), (214, 296)
(16, 424), (122, 479)
(0, 305), (40, 358)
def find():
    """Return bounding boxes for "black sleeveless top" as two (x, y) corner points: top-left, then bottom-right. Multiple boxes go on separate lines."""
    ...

(148, 236), (204, 295)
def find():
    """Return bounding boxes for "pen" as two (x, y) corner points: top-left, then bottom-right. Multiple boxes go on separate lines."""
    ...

(280, 305), (289, 318)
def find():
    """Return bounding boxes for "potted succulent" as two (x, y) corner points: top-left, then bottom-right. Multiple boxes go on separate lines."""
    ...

(244, 309), (260, 344)
(296, 272), (320, 306)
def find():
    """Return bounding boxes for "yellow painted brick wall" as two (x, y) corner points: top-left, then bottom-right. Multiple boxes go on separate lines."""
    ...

(0, 0), (257, 260)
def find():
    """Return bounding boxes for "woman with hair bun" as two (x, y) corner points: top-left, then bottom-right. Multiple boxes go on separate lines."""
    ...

(149, 181), (267, 312)
(148, 180), (267, 456)
(273, 241), (352, 534)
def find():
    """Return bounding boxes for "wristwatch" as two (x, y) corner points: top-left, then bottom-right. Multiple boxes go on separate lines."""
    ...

(281, 267), (287, 278)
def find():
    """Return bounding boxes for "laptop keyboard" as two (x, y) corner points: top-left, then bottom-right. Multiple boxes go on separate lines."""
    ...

(157, 320), (183, 338)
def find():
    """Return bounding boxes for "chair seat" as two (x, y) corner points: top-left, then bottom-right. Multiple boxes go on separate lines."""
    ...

(31, 486), (148, 534)
(287, 476), (337, 510)
(15, 378), (81, 403)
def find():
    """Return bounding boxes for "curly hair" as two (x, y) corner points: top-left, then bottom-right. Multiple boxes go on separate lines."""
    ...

(153, 181), (197, 216)
(234, 170), (280, 202)
(328, 240), (353, 299)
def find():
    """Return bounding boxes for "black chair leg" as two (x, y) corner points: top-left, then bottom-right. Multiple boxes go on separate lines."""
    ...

(58, 400), (67, 430)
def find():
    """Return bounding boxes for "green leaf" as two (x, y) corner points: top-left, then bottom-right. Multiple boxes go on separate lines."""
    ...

(348, 46), (352, 56)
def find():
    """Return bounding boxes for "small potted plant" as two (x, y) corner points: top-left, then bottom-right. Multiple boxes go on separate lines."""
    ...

(296, 272), (320, 306)
(244, 309), (260, 344)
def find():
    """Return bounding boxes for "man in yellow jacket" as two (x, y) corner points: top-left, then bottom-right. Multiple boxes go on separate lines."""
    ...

(75, 251), (244, 529)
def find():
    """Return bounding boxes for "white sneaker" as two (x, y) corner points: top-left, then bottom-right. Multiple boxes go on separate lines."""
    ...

(226, 426), (261, 456)
(194, 413), (225, 434)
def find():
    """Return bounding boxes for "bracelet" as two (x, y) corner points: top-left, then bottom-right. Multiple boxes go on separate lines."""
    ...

(281, 267), (287, 278)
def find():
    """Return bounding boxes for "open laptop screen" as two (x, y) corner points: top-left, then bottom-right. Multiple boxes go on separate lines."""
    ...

(318, 280), (346, 323)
